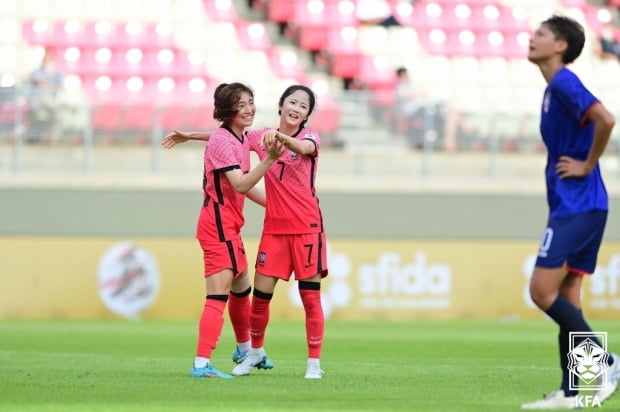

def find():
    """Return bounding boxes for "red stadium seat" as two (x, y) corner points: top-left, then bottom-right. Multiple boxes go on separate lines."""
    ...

(330, 52), (363, 78)
(91, 102), (124, 131)
(122, 103), (157, 131)
(158, 104), (190, 130)
(268, 0), (296, 22)
(299, 26), (330, 51)
(309, 97), (340, 135)
(185, 104), (218, 130)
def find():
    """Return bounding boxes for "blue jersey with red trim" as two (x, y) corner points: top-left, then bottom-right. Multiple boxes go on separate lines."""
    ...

(540, 67), (608, 217)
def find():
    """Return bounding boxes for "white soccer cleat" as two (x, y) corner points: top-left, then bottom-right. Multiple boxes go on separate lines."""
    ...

(231, 349), (266, 376)
(304, 363), (324, 379)
(596, 353), (620, 404)
(521, 390), (578, 410)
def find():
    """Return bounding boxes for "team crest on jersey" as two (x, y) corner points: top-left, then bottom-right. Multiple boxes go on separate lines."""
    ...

(290, 151), (298, 159)
(543, 92), (551, 113)
(258, 251), (266, 265)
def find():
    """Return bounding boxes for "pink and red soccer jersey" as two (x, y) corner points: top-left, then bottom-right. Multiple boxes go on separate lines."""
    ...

(247, 127), (323, 235)
(197, 125), (251, 242)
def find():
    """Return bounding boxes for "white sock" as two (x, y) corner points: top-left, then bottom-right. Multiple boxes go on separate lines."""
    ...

(307, 358), (320, 367)
(237, 341), (251, 352)
(250, 347), (265, 357)
(194, 357), (209, 368)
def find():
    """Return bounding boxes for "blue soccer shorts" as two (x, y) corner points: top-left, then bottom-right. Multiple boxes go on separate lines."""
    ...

(535, 210), (607, 274)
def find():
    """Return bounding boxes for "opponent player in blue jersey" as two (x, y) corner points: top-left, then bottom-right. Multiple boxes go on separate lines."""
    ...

(521, 15), (618, 410)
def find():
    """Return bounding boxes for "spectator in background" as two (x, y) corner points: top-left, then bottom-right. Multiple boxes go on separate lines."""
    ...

(394, 66), (465, 151)
(26, 48), (64, 143)
(594, 21), (620, 62)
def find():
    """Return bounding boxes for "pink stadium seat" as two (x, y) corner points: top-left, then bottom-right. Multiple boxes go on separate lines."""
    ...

(268, 0), (296, 22)
(202, 0), (240, 22)
(358, 56), (397, 90)
(50, 20), (87, 48)
(469, 5), (530, 33)
(293, 1), (325, 27)
(122, 103), (157, 131)
(498, 31), (528, 58)
(114, 22), (150, 50)
(330, 52), (363, 78)
(22, 19), (57, 47)
(399, 3), (458, 30)
(438, 0), (499, 6)
(327, 26), (360, 54)
(145, 24), (175, 50)
(267, 49), (305, 80)
(91, 102), (124, 131)
(185, 104), (218, 130)
(158, 104), (190, 130)
(141, 50), (175, 78)
(82, 21), (118, 50)
(325, 0), (357, 27)
(299, 26), (330, 51)
(309, 97), (340, 135)
(235, 21), (271, 50)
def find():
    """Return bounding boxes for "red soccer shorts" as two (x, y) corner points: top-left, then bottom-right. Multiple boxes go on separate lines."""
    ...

(199, 238), (248, 278)
(255, 233), (328, 280)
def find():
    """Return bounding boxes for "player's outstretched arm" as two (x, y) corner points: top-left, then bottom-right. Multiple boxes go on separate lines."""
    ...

(224, 139), (285, 194)
(162, 130), (212, 149)
(273, 130), (316, 155)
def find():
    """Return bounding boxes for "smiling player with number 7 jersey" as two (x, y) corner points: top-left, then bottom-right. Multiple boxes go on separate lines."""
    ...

(247, 127), (323, 235)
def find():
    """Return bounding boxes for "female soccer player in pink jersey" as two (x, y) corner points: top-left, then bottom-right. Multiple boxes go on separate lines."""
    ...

(164, 85), (329, 379)
(189, 82), (284, 379)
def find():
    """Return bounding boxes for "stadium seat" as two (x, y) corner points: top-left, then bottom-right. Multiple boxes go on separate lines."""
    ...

(298, 26), (330, 51)
(308, 98), (340, 135)
(91, 102), (124, 132)
(21, 19), (57, 47)
(114, 21), (150, 50)
(51, 20), (87, 48)
(327, 26), (360, 55)
(82, 21), (118, 50)
(185, 104), (219, 130)
(234, 21), (271, 50)
(267, 47), (305, 80)
(122, 103), (158, 132)
(330, 52), (363, 79)
(358, 55), (397, 90)
(202, 0), (240, 22)
(158, 104), (190, 131)
(145, 23), (176, 51)
(268, 0), (296, 22)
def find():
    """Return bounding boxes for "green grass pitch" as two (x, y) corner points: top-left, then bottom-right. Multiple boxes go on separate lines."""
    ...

(1, 319), (619, 411)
